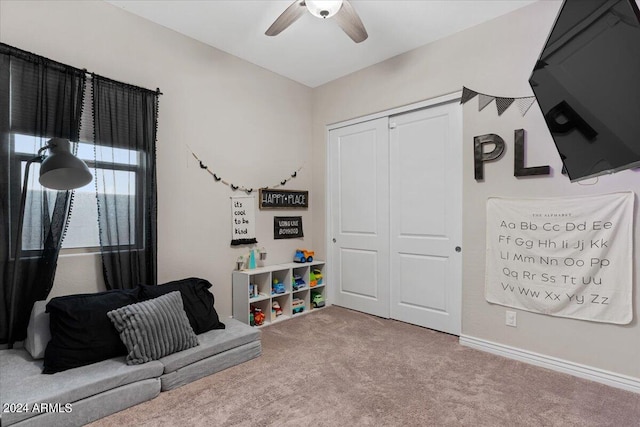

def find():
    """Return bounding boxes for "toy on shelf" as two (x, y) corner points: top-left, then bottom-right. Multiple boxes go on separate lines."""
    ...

(292, 298), (305, 314)
(292, 275), (306, 291)
(272, 301), (283, 317)
(272, 278), (286, 295)
(309, 271), (317, 287)
(254, 309), (265, 326)
(250, 305), (265, 326)
(312, 268), (323, 285)
(294, 249), (314, 263)
(311, 291), (325, 308)
(249, 283), (258, 298)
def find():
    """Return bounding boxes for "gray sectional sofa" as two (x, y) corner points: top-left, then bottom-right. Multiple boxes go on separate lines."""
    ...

(0, 317), (260, 427)
(0, 290), (261, 427)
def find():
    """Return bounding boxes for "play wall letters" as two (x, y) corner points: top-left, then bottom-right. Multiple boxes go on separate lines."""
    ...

(474, 129), (551, 180)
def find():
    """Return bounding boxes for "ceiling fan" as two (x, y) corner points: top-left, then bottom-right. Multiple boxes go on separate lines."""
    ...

(265, 0), (368, 43)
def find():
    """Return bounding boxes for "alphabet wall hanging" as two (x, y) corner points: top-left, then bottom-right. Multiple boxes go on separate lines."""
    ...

(485, 192), (634, 324)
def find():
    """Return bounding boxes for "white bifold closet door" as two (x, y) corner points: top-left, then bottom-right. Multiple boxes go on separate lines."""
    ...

(329, 99), (462, 335)
(388, 102), (462, 335)
(329, 118), (390, 318)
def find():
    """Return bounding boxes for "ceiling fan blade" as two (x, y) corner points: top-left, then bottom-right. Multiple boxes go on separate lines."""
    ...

(265, 1), (307, 36)
(334, 0), (368, 43)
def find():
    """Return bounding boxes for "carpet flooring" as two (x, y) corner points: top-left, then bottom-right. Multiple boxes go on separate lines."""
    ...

(89, 306), (640, 426)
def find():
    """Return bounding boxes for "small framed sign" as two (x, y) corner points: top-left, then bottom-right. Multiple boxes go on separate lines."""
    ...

(274, 216), (304, 239)
(259, 189), (308, 209)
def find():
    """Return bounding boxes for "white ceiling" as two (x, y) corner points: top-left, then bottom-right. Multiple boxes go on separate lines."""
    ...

(106, 0), (537, 88)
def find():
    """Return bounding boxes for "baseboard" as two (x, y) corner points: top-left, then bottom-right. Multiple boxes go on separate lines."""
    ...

(459, 335), (640, 394)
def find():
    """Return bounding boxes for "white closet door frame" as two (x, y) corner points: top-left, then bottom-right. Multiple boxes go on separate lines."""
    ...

(326, 91), (462, 312)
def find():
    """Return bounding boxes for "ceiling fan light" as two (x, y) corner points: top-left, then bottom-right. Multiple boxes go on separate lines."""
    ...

(305, 0), (343, 19)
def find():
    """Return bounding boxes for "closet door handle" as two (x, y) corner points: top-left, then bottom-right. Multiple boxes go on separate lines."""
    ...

(455, 246), (462, 253)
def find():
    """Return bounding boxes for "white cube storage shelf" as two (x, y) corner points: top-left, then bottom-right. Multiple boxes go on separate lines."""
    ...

(232, 261), (326, 327)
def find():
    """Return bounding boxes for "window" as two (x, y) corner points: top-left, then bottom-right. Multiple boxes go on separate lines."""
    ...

(12, 133), (141, 251)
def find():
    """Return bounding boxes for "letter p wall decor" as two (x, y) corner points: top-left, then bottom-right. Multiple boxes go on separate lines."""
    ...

(474, 134), (505, 180)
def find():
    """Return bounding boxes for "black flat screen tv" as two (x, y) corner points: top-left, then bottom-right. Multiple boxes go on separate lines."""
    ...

(529, 0), (640, 181)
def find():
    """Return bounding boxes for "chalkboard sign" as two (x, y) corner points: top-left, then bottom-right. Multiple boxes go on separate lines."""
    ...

(274, 216), (304, 239)
(259, 189), (308, 209)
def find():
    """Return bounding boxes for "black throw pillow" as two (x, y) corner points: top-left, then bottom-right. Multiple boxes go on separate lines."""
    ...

(43, 288), (141, 374)
(139, 277), (224, 334)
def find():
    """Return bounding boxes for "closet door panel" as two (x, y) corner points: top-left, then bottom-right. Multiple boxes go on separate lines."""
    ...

(390, 102), (462, 334)
(329, 118), (390, 318)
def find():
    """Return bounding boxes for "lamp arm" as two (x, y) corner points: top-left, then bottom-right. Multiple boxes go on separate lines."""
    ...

(36, 144), (50, 156)
(7, 154), (44, 347)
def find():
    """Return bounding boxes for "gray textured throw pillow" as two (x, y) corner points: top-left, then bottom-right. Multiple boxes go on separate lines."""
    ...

(107, 291), (199, 365)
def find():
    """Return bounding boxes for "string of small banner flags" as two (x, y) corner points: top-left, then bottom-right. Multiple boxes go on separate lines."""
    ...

(461, 86), (536, 117)
(188, 148), (303, 194)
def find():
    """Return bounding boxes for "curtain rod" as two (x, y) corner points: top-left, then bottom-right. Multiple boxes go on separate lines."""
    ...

(89, 73), (163, 96)
(0, 42), (163, 96)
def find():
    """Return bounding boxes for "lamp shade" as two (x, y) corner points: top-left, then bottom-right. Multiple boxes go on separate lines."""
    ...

(306, 0), (343, 18)
(39, 138), (92, 190)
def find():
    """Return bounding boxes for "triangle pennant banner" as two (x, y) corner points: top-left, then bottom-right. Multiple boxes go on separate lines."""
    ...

(461, 87), (478, 104)
(496, 97), (515, 116)
(461, 87), (537, 117)
(478, 94), (495, 111)
(515, 97), (536, 116)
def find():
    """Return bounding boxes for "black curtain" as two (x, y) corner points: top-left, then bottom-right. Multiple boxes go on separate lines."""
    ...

(92, 75), (158, 290)
(0, 43), (86, 345)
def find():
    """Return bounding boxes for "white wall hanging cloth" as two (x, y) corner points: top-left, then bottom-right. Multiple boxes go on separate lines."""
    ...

(231, 196), (257, 246)
(485, 192), (634, 324)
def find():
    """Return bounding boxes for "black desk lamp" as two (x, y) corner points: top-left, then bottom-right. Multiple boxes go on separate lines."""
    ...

(7, 138), (92, 346)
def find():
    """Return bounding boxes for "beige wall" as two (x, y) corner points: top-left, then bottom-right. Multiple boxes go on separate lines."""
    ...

(312, 0), (640, 379)
(0, 0), (314, 319)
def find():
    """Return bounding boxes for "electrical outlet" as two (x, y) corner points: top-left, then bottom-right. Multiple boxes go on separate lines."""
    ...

(506, 310), (517, 327)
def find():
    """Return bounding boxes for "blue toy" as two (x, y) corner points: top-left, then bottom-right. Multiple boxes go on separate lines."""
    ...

(272, 279), (286, 295)
(294, 249), (314, 263)
(292, 275), (306, 290)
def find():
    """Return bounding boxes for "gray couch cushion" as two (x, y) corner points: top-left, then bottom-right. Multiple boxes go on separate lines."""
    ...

(0, 349), (163, 426)
(11, 379), (160, 427)
(159, 317), (260, 374)
(160, 340), (261, 391)
(107, 291), (199, 365)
